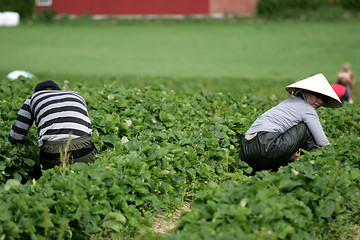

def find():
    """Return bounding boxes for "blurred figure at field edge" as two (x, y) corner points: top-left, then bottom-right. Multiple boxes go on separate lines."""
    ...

(336, 63), (355, 104)
(240, 74), (342, 174)
(8, 80), (97, 170)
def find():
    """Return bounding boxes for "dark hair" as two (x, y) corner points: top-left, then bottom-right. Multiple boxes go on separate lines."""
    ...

(34, 80), (61, 93)
(294, 90), (304, 99)
(297, 89), (331, 103)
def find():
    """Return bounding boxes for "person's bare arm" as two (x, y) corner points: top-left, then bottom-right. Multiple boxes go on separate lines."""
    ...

(348, 79), (354, 100)
(350, 71), (356, 85)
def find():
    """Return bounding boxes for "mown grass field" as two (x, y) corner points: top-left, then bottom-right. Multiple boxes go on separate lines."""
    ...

(0, 20), (360, 98)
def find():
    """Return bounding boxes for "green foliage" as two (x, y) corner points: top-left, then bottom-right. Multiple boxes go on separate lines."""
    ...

(165, 136), (360, 240)
(256, 0), (360, 20)
(34, 9), (56, 23)
(257, 0), (328, 16)
(1, 76), (360, 239)
(336, 0), (360, 11)
(0, 77), (40, 182)
(0, 77), (253, 238)
(0, 0), (35, 20)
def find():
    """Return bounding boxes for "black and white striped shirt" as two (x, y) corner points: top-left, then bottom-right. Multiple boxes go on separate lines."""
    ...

(9, 90), (93, 147)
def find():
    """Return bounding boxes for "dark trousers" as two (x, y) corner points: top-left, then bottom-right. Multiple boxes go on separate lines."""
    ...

(240, 123), (317, 172)
(40, 134), (97, 170)
(340, 84), (351, 102)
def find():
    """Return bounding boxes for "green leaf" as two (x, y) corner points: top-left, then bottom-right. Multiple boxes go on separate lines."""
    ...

(102, 212), (127, 232)
(101, 220), (123, 232)
(318, 200), (336, 218)
(351, 168), (360, 179)
(23, 158), (35, 167)
(4, 179), (20, 191)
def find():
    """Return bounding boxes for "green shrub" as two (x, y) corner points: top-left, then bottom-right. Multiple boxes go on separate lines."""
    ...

(57, 14), (71, 24)
(256, 0), (315, 16)
(72, 14), (94, 25)
(306, 5), (349, 21)
(337, 0), (360, 11)
(273, 5), (349, 21)
(256, 0), (356, 19)
(0, 0), (35, 20)
(34, 8), (56, 23)
(256, 0), (282, 16)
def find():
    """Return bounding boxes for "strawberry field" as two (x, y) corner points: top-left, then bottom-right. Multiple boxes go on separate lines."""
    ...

(1, 77), (360, 239)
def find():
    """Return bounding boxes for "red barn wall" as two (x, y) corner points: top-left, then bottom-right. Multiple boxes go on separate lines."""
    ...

(36, 0), (258, 16)
(37, 0), (210, 15)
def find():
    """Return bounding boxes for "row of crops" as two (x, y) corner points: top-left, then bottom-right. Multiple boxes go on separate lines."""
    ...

(0, 77), (359, 239)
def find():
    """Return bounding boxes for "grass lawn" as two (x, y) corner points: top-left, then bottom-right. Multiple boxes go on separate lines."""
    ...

(0, 20), (359, 99)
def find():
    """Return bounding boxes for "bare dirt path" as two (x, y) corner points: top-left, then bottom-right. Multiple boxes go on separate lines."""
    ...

(152, 202), (191, 235)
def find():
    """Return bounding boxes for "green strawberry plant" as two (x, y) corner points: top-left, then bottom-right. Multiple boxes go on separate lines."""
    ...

(0, 77), (359, 239)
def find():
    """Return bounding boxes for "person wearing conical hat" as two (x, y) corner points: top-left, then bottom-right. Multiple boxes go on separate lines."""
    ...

(240, 73), (342, 173)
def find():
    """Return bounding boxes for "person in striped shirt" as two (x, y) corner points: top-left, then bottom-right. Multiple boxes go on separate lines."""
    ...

(9, 80), (97, 169)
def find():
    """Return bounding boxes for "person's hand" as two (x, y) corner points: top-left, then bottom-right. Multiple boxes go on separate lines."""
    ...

(294, 149), (301, 161)
(349, 98), (354, 104)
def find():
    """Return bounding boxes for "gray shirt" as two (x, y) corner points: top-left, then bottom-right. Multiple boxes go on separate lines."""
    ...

(245, 97), (329, 147)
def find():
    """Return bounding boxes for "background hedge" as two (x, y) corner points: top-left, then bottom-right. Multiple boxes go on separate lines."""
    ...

(0, 0), (35, 20)
(256, 0), (360, 18)
(337, 0), (360, 11)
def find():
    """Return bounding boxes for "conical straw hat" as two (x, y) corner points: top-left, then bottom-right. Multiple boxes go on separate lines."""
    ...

(285, 73), (342, 108)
